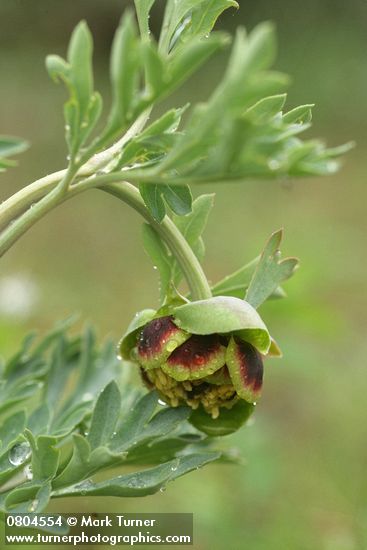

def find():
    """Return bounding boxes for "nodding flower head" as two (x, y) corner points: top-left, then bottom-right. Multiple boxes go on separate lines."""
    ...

(119, 297), (280, 420)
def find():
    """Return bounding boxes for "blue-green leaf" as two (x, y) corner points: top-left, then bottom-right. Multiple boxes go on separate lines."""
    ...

(190, 1), (239, 38)
(87, 381), (121, 450)
(26, 431), (60, 482)
(53, 452), (220, 498)
(139, 183), (166, 222)
(105, 11), (139, 137)
(134, 0), (156, 38)
(162, 184), (192, 216)
(67, 21), (94, 121)
(0, 411), (26, 456)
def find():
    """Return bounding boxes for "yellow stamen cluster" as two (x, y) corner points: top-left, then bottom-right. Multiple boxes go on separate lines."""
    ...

(145, 367), (238, 419)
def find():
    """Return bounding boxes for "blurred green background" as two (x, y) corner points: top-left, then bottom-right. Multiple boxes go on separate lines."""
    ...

(1, 0), (366, 548)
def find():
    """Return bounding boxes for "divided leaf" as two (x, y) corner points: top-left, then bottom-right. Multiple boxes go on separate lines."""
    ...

(245, 230), (299, 309)
(0, 325), (223, 513)
(46, 21), (101, 158)
(53, 453), (220, 498)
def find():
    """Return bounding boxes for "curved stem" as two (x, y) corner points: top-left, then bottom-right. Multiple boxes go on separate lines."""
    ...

(0, 111), (152, 233)
(0, 164), (78, 257)
(102, 181), (212, 300)
(0, 173), (212, 301)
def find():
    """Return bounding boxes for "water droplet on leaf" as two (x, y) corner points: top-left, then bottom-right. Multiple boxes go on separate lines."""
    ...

(24, 464), (33, 480)
(8, 442), (31, 466)
(28, 499), (38, 512)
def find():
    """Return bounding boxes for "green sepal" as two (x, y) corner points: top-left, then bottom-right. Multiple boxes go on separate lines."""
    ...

(173, 296), (271, 354)
(189, 400), (254, 436)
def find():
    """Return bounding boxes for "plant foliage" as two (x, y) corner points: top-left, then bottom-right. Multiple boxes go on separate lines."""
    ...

(0, 0), (351, 510)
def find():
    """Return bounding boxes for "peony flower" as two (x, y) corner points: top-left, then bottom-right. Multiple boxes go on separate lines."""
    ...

(119, 297), (279, 420)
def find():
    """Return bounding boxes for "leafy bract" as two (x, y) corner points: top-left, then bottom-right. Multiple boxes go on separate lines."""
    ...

(245, 230), (299, 309)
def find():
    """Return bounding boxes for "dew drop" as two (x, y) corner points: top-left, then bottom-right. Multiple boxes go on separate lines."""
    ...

(159, 485), (167, 493)
(153, 266), (158, 270)
(170, 464), (178, 472)
(158, 399), (167, 406)
(24, 464), (33, 480)
(194, 353), (205, 366)
(28, 499), (38, 513)
(75, 479), (93, 496)
(8, 442), (31, 466)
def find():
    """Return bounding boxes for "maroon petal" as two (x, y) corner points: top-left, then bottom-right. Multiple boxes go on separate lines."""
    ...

(162, 335), (226, 381)
(137, 316), (190, 370)
(226, 336), (263, 403)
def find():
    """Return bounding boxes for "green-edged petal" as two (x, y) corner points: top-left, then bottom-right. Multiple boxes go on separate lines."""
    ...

(162, 335), (226, 381)
(226, 336), (263, 403)
(119, 309), (156, 360)
(173, 296), (270, 354)
(137, 316), (190, 370)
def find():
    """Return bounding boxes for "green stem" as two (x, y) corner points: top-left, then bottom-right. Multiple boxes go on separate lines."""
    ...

(0, 174), (212, 301)
(102, 180), (212, 300)
(0, 164), (77, 258)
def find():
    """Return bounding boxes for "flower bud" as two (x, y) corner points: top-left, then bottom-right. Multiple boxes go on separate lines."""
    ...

(119, 297), (273, 420)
